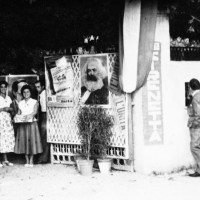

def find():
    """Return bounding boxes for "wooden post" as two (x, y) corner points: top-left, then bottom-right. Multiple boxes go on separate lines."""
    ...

(128, 93), (134, 171)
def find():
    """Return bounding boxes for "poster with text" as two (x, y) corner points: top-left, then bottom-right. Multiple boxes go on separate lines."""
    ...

(45, 56), (74, 107)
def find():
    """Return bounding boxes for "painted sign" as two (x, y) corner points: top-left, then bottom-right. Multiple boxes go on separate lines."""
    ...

(110, 56), (122, 95)
(143, 42), (163, 145)
(113, 95), (126, 134)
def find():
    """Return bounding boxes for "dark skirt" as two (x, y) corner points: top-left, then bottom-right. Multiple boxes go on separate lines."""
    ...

(14, 121), (43, 155)
(38, 113), (50, 162)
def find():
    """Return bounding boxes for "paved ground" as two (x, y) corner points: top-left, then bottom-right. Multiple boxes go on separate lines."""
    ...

(0, 154), (199, 200)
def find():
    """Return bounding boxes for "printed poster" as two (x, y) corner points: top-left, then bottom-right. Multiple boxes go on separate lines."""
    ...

(45, 56), (74, 107)
(79, 54), (110, 106)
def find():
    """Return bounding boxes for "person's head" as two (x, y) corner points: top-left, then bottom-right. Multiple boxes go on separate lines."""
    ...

(89, 45), (96, 54)
(76, 46), (84, 55)
(0, 80), (8, 95)
(17, 79), (27, 94)
(35, 79), (45, 94)
(189, 78), (200, 91)
(21, 85), (32, 100)
(12, 81), (19, 99)
(12, 79), (28, 101)
(85, 58), (107, 81)
(82, 57), (107, 91)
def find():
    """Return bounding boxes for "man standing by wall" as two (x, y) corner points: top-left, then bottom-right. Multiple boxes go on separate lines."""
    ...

(35, 79), (50, 164)
(187, 78), (200, 177)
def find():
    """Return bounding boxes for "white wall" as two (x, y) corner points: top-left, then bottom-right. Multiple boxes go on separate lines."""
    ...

(133, 14), (197, 174)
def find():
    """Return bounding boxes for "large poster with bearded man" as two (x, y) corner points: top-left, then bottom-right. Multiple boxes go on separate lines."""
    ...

(80, 54), (109, 105)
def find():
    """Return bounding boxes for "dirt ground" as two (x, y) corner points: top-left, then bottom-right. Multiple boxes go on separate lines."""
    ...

(0, 154), (200, 200)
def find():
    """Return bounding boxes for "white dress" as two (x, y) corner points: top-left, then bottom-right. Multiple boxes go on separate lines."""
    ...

(0, 95), (15, 153)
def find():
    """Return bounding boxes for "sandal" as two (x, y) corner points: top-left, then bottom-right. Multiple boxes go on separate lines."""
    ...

(24, 164), (34, 168)
(3, 161), (14, 166)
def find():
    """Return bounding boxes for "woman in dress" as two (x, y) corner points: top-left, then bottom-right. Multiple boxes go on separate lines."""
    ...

(0, 81), (15, 167)
(14, 85), (43, 167)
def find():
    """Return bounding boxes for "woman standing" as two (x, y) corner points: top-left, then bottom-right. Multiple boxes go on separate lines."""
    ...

(14, 85), (43, 167)
(0, 81), (15, 167)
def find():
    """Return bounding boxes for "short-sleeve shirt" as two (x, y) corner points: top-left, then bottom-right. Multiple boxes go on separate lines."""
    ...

(0, 95), (12, 108)
(39, 90), (46, 112)
(19, 98), (37, 116)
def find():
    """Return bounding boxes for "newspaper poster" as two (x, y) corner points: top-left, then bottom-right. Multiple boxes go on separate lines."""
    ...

(45, 56), (74, 107)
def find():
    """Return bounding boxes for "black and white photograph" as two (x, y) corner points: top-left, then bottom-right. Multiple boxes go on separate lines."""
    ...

(1, 0), (200, 200)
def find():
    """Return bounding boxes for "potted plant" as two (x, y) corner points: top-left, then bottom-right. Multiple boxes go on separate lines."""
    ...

(76, 105), (98, 175)
(90, 106), (114, 174)
(77, 105), (114, 175)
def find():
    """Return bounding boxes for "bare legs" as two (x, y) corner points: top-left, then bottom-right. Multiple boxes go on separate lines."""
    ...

(25, 154), (34, 167)
(25, 155), (29, 164)
(3, 153), (8, 162)
(2, 153), (13, 166)
(30, 155), (34, 165)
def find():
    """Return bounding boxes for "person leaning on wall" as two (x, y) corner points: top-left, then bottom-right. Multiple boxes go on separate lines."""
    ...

(35, 79), (50, 164)
(10, 81), (20, 136)
(187, 78), (200, 177)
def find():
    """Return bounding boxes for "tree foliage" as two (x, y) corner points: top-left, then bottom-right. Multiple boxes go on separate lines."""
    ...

(169, 0), (200, 39)
(77, 106), (114, 160)
(0, 0), (121, 74)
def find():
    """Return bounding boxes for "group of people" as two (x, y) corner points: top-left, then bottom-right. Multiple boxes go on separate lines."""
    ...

(0, 79), (49, 168)
(76, 45), (97, 55)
